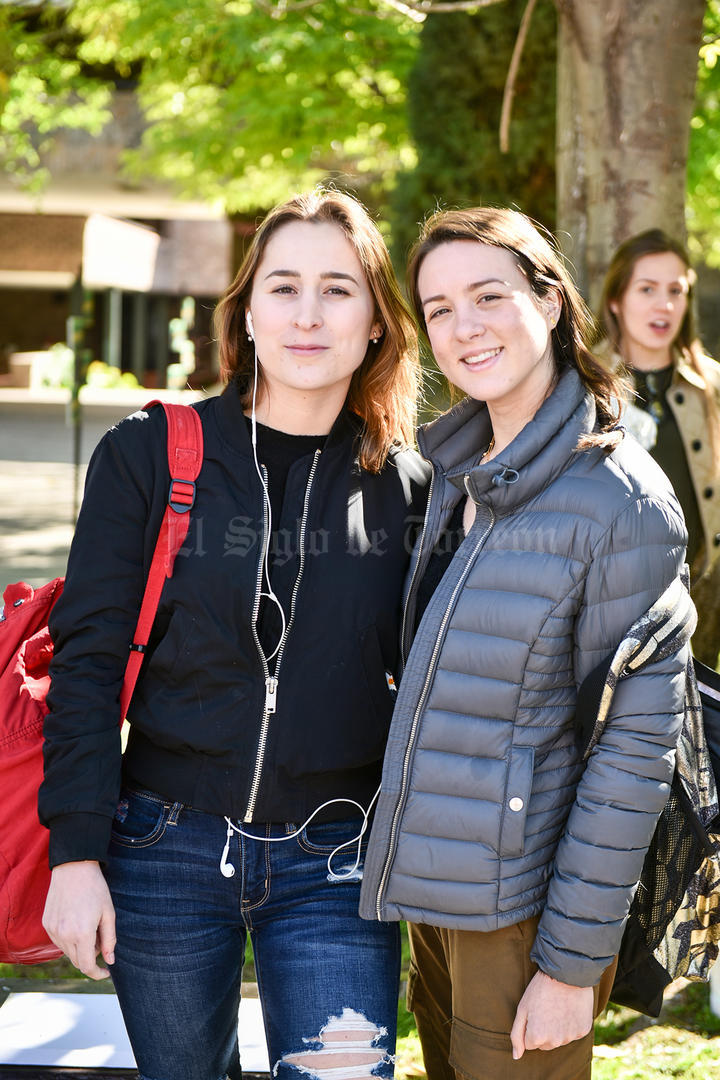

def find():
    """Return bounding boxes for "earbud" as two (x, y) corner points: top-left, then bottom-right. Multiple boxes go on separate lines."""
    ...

(220, 823), (236, 877)
(246, 310), (254, 340)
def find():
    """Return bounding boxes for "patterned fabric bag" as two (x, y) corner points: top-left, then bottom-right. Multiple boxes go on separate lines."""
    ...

(576, 575), (720, 1016)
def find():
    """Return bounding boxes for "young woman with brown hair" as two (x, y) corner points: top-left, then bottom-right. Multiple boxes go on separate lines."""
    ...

(360, 207), (690, 1080)
(40, 189), (428, 1080)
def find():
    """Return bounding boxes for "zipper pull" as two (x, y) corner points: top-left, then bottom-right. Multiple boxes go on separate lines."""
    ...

(265, 676), (278, 715)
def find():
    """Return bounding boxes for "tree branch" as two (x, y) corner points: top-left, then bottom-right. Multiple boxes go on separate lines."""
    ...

(499, 0), (539, 153)
(382, 0), (507, 12)
(370, 0), (425, 22)
(253, 0), (508, 17)
(254, 0), (323, 14)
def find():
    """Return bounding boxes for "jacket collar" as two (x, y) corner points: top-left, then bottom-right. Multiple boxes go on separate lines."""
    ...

(214, 379), (364, 459)
(417, 368), (596, 515)
(674, 357), (708, 392)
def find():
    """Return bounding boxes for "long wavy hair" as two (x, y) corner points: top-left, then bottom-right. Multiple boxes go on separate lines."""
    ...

(406, 206), (625, 450)
(213, 189), (419, 473)
(598, 228), (720, 469)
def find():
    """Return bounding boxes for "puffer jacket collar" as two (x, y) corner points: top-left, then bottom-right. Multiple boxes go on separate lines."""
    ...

(417, 368), (596, 516)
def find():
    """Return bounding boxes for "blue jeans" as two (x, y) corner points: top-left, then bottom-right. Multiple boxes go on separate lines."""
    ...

(104, 787), (400, 1080)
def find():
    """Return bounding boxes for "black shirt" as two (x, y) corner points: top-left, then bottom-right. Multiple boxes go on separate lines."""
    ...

(244, 416), (326, 660)
(632, 367), (702, 568)
(415, 499), (466, 634)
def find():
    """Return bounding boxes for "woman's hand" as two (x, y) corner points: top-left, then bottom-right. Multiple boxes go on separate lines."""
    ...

(42, 861), (116, 980)
(510, 970), (594, 1059)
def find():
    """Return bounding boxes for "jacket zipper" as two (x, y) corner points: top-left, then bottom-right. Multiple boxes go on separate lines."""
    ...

(399, 470), (435, 672)
(375, 499), (496, 919)
(244, 450), (321, 822)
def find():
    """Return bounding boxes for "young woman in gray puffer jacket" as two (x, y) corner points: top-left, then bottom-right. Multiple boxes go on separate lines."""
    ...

(359, 208), (690, 1080)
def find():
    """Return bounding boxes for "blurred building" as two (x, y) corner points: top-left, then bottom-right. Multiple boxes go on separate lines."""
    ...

(0, 89), (234, 388)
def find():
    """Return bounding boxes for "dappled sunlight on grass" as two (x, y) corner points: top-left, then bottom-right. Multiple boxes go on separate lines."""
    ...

(593, 980), (720, 1079)
(395, 1032), (426, 1080)
(593, 1026), (720, 1079)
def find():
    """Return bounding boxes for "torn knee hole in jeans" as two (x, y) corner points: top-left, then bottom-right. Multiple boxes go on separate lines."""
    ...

(276, 1008), (392, 1079)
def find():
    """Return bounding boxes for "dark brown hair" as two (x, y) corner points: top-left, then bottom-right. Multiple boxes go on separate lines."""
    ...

(213, 188), (419, 473)
(598, 229), (696, 356)
(598, 228), (719, 467)
(407, 206), (625, 448)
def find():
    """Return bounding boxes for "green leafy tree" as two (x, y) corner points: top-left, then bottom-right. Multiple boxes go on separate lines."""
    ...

(1, 0), (420, 214)
(0, 4), (112, 191)
(389, 0), (557, 262)
(1, 0), (718, 267)
(688, 0), (720, 266)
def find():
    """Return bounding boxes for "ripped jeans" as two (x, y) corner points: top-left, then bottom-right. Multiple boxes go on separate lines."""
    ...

(105, 787), (400, 1080)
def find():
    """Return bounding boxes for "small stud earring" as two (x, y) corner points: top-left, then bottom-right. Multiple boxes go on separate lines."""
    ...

(372, 337), (379, 344)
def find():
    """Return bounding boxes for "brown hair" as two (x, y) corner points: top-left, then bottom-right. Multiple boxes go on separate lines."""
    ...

(406, 206), (625, 449)
(598, 228), (720, 468)
(213, 189), (419, 473)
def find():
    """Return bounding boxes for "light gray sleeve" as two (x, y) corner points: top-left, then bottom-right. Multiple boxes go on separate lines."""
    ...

(531, 494), (689, 987)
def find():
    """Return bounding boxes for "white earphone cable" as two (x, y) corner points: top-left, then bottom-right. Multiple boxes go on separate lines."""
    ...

(250, 338), (286, 661)
(220, 786), (381, 881)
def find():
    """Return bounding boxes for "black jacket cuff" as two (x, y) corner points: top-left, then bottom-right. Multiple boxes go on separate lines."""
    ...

(48, 813), (113, 869)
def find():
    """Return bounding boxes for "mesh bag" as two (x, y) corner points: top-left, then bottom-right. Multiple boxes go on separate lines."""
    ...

(612, 781), (720, 1016)
(633, 786), (710, 954)
(576, 586), (720, 1017)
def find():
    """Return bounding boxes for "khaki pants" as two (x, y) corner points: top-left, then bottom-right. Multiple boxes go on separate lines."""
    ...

(407, 918), (617, 1080)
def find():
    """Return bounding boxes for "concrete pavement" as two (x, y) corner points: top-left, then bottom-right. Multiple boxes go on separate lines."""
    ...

(0, 387), (207, 600)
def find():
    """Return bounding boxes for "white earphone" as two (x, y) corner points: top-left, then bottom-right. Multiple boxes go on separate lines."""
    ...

(220, 787), (381, 881)
(246, 310), (254, 340)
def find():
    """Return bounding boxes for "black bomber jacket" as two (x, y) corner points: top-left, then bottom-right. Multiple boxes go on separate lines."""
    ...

(40, 384), (430, 868)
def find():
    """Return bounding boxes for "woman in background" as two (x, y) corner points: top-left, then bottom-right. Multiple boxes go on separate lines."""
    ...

(597, 229), (720, 585)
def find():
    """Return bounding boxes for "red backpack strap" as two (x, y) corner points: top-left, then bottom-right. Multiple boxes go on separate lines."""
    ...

(119, 401), (203, 719)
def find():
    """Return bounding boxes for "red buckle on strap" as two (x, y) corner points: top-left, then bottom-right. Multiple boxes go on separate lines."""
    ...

(168, 478), (196, 513)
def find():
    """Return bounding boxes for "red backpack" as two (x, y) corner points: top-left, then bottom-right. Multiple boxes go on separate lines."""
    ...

(0, 400), (203, 963)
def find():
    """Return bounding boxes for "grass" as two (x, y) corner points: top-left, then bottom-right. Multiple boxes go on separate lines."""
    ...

(0, 957), (77, 981)
(589, 981), (720, 1080)
(4, 932), (720, 1078)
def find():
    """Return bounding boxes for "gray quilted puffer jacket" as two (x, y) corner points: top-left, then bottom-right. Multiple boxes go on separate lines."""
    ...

(359, 368), (689, 989)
